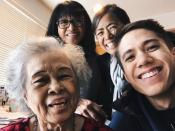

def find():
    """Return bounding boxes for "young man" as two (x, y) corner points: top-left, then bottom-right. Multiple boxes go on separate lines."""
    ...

(113, 19), (175, 131)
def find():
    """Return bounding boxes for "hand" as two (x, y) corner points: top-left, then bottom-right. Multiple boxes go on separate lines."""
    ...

(75, 98), (107, 122)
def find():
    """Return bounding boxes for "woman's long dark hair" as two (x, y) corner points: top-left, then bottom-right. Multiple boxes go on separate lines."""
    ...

(46, 1), (96, 57)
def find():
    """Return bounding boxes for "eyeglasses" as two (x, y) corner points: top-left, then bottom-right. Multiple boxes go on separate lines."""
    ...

(56, 19), (84, 29)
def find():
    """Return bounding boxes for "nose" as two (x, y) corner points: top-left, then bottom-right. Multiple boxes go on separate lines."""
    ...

(48, 79), (64, 95)
(68, 23), (75, 30)
(104, 29), (113, 40)
(137, 52), (154, 68)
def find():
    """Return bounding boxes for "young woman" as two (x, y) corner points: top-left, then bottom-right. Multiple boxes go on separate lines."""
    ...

(92, 4), (131, 128)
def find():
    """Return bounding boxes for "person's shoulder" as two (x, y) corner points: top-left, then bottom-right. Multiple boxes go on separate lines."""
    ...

(0, 118), (30, 131)
(87, 53), (110, 63)
(98, 53), (110, 60)
(82, 117), (113, 131)
(112, 89), (140, 114)
(97, 53), (111, 66)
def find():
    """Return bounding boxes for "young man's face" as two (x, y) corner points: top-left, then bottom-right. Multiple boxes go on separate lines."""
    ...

(118, 29), (175, 97)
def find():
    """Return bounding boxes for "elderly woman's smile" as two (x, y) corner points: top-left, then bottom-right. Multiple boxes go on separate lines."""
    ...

(47, 96), (69, 112)
(48, 96), (68, 107)
(48, 96), (73, 116)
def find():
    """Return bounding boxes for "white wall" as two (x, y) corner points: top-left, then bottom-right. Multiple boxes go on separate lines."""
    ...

(6, 0), (52, 28)
(146, 11), (175, 30)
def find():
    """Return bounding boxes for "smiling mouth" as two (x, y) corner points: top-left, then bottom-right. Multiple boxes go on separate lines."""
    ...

(106, 42), (116, 49)
(138, 66), (163, 79)
(66, 33), (78, 36)
(48, 99), (68, 108)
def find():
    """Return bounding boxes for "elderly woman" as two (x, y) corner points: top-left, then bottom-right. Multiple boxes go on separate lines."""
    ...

(2, 37), (112, 131)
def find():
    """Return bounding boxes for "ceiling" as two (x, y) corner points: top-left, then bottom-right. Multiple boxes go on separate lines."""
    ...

(41, 0), (175, 30)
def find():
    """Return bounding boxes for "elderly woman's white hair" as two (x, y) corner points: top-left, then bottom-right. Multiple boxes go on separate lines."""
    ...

(6, 37), (92, 111)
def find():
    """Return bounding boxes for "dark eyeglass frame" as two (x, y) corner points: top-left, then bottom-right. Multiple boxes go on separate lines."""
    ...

(56, 18), (84, 29)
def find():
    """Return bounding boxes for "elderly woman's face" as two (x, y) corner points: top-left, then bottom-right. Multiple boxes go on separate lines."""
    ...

(25, 50), (79, 124)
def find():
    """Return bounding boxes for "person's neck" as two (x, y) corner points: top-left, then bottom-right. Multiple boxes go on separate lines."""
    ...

(30, 114), (85, 131)
(146, 86), (175, 110)
(31, 114), (75, 131)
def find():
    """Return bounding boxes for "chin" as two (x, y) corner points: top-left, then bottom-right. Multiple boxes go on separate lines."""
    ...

(65, 40), (77, 45)
(48, 113), (71, 124)
(109, 50), (116, 55)
(70, 40), (80, 45)
(142, 87), (166, 97)
(72, 42), (79, 45)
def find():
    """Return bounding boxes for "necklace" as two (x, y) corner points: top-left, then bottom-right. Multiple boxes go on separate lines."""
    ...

(33, 114), (75, 131)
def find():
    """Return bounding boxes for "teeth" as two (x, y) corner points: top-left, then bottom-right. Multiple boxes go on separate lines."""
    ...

(59, 103), (65, 107)
(141, 69), (159, 79)
(68, 33), (77, 36)
(106, 43), (115, 49)
(55, 102), (64, 106)
(49, 99), (67, 107)
(49, 102), (65, 107)
(54, 102), (64, 105)
(107, 43), (113, 47)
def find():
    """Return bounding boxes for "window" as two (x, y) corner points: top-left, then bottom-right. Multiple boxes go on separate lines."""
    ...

(0, 1), (47, 85)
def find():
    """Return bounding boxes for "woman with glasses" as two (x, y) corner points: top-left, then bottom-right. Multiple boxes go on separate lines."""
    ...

(46, 1), (107, 123)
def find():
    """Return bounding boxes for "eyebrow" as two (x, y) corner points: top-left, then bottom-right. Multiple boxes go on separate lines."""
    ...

(32, 70), (46, 78)
(106, 23), (119, 28)
(122, 49), (133, 60)
(140, 38), (160, 51)
(143, 38), (159, 46)
(121, 38), (159, 60)
(96, 23), (119, 31)
(33, 66), (72, 76)
(57, 67), (73, 72)
(96, 28), (103, 32)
